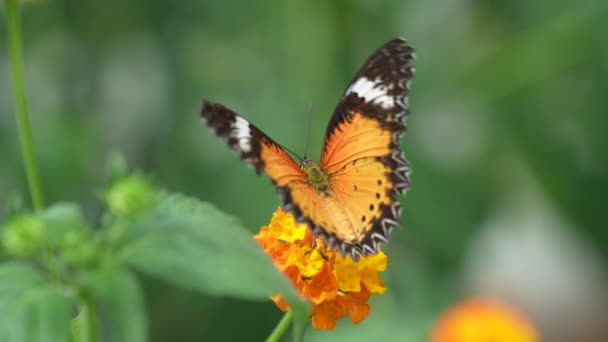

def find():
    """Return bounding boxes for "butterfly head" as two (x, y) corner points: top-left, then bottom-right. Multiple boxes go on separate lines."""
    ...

(300, 159), (330, 194)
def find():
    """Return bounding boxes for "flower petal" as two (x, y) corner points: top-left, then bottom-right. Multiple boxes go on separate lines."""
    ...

(333, 261), (361, 292)
(311, 299), (346, 331)
(270, 294), (290, 312)
(268, 207), (307, 242)
(288, 246), (324, 277)
(360, 268), (386, 294)
(301, 263), (339, 304)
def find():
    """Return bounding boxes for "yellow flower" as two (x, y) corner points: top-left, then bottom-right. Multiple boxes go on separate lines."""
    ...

(268, 208), (307, 242)
(288, 246), (324, 278)
(359, 251), (388, 272)
(255, 207), (388, 330)
(431, 297), (539, 342)
(333, 261), (361, 292)
(333, 251), (387, 294)
(360, 268), (386, 294)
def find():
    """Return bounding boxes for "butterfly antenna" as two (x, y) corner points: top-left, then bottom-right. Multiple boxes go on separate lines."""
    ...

(279, 143), (304, 162)
(303, 104), (314, 160)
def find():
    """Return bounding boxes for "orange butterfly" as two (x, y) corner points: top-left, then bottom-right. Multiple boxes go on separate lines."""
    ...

(201, 38), (415, 260)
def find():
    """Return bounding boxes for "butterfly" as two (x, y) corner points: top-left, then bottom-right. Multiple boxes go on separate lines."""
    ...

(201, 38), (415, 260)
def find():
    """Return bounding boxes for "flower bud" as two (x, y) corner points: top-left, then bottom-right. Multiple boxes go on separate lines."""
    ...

(107, 175), (155, 218)
(1, 214), (47, 257)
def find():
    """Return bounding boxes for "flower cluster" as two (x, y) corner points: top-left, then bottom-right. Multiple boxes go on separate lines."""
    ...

(255, 207), (387, 330)
(431, 297), (539, 342)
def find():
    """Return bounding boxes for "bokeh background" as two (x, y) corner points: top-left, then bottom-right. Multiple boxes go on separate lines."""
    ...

(1, 0), (608, 341)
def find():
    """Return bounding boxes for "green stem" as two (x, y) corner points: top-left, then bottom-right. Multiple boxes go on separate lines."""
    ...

(79, 294), (99, 342)
(5, 0), (45, 211)
(5, 0), (60, 281)
(266, 310), (293, 342)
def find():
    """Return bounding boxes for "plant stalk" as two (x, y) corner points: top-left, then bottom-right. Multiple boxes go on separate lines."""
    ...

(79, 294), (99, 342)
(266, 310), (294, 342)
(5, 0), (45, 211)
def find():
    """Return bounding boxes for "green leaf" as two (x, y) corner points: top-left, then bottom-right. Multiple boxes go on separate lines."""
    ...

(0, 262), (45, 312)
(0, 262), (74, 342)
(120, 192), (299, 303)
(99, 268), (148, 342)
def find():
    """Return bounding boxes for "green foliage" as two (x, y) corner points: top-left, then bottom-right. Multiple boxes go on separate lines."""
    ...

(40, 203), (86, 248)
(120, 192), (299, 303)
(0, 263), (74, 342)
(76, 266), (148, 342)
(1, 172), (303, 341)
(106, 175), (156, 219)
(1, 214), (47, 257)
(101, 269), (148, 342)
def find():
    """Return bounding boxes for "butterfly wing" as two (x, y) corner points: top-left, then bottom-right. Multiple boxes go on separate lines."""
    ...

(201, 37), (415, 260)
(201, 101), (336, 235)
(317, 38), (415, 258)
(201, 101), (305, 186)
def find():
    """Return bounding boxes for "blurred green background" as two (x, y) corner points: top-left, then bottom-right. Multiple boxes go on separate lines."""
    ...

(1, 0), (608, 341)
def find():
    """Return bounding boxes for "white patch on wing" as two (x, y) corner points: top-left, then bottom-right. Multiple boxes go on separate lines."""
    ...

(346, 77), (394, 109)
(233, 116), (252, 152)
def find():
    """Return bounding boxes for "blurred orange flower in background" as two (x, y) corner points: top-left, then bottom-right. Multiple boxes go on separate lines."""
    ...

(431, 297), (539, 342)
(255, 207), (387, 330)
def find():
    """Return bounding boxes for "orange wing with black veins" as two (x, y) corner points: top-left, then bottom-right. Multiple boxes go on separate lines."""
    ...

(201, 101), (332, 231)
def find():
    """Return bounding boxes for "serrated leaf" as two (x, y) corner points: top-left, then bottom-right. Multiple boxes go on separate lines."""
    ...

(120, 192), (299, 303)
(0, 262), (74, 342)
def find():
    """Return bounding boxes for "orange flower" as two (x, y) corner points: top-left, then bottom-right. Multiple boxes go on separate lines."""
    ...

(431, 297), (539, 342)
(342, 286), (371, 323)
(300, 263), (338, 304)
(255, 207), (388, 330)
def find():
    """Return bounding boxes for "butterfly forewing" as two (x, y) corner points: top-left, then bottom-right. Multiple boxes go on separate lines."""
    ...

(201, 101), (306, 187)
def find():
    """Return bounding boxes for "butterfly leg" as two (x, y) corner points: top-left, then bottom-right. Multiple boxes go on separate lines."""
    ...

(305, 238), (317, 253)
